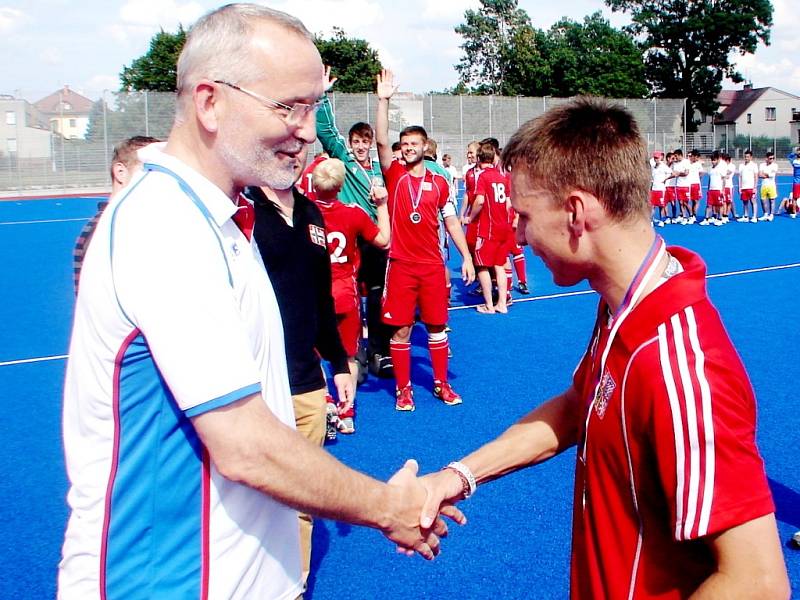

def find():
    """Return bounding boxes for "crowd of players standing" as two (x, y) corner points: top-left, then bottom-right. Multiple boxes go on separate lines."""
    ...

(649, 147), (800, 227)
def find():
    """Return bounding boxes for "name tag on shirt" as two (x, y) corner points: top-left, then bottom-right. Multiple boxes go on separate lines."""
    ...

(422, 182), (432, 191)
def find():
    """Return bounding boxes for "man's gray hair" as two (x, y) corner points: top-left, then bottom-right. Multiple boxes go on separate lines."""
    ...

(176, 3), (312, 117)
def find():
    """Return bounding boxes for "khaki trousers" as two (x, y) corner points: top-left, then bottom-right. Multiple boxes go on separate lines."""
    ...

(292, 387), (327, 586)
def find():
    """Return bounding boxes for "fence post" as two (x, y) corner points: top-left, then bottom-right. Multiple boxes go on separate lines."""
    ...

(459, 95), (464, 156)
(430, 94), (434, 135)
(144, 91), (150, 137)
(102, 91), (110, 180)
(653, 98), (657, 152)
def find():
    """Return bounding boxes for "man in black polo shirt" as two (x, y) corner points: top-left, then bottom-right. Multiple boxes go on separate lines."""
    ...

(245, 164), (352, 587)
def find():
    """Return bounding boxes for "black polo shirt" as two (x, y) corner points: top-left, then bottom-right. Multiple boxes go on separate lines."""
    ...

(246, 186), (349, 395)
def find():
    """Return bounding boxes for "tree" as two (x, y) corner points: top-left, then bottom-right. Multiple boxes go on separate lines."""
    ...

(314, 28), (382, 93)
(455, 0), (535, 95)
(453, 3), (646, 98)
(545, 13), (648, 98)
(605, 0), (772, 129)
(119, 27), (187, 92)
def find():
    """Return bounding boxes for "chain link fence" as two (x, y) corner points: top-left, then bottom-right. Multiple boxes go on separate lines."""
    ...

(1, 92), (689, 195)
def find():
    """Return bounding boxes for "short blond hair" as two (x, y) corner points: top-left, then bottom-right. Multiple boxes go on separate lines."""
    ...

(312, 158), (345, 193)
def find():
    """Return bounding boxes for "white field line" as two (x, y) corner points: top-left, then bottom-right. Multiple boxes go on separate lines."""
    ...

(0, 217), (89, 225)
(448, 262), (800, 312)
(1, 263), (798, 367)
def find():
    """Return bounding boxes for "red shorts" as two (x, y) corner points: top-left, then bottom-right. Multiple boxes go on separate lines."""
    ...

(507, 239), (523, 257)
(382, 260), (447, 326)
(740, 188), (755, 202)
(332, 277), (358, 315)
(336, 306), (361, 357)
(650, 190), (665, 207)
(676, 187), (690, 202)
(724, 188), (733, 204)
(465, 221), (479, 255)
(475, 236), (507, 267)
(707, 189), (723, 207)
(793, 183), (800, 200)
(690, 184), (701, 201)
(665, 187), (677, 203)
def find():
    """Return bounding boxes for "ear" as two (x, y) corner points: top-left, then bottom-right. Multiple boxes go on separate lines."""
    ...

(566, 191), (588, 237)
(111, 162), (129, 187)
(194, 81), (221, 134)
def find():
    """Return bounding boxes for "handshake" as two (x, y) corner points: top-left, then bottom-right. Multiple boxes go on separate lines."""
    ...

(379, 459), (473, 560)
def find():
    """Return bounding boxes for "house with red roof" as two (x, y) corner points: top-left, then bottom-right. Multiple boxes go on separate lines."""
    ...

(34, 85), (93, 139)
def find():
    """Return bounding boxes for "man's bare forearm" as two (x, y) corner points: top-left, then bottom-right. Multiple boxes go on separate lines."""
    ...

(459, 388), (579, 485)
(193, 394), (393, 529)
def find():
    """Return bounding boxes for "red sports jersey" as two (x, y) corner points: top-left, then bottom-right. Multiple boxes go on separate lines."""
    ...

(383, 160), (449, 265)
(464, 164), (483, 208)
(315, 199), (379, 312)
(474, 165), (510, 240)
(569, 246), (773, 599)
(296, 155), (327, 201)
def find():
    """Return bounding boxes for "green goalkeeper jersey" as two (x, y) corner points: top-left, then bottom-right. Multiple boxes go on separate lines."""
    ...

(316, 94), (383, 221)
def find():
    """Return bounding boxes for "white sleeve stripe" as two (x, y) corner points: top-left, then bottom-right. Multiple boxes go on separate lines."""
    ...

(685, 306), (715, 536)
(657, 323), (687, 540)
(670, 313), (702, 541)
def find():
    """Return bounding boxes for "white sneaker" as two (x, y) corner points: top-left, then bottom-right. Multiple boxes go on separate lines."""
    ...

(758, 215), (768, 221)
(792, 213), (797, 219)
(713, 218), (723, 226)
(657, 220), (665, 227)
(699, 219), (710, 226)
(689, 216), (696, 223)
(750, 217), (757, 223)
(721, 217), (729, 223)
(767, 214), (774, 221)
(736, 217), (747, 222)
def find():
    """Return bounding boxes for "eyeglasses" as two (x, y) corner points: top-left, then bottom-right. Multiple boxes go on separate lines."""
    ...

(213, 80), (321, 127)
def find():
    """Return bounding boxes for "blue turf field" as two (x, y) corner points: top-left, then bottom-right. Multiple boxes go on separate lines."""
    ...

(1, 179), (798, 598)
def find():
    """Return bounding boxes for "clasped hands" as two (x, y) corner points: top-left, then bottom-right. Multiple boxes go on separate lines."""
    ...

(382, 459), (469, 560)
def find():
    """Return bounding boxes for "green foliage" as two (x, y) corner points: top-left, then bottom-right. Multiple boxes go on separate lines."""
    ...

(119, 27), (187, 92)
(545, 13), (648, 98)
(605, 0), (772, 129)
(731, 134), (791, 156)
(455, 0), (534, 95)
(314, 28), (382, 93)
(454, 3), (647, 98)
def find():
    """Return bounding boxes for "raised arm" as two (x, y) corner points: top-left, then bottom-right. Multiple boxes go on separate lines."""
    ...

(371, 184), (391, 248)
(375, 69), (397, 171)
(315, 66), (351, 161)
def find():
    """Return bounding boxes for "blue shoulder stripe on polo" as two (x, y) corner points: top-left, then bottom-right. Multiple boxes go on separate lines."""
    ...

(184, 382), (261, 418)
(104, 332), (204, 598)
(109, 173), (150, 325)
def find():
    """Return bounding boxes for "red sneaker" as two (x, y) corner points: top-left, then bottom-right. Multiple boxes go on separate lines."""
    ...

(395, 386), (415, 412)
(433, 381), (462, 406)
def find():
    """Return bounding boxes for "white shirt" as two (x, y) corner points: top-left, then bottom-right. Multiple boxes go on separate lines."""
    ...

(724, 161), (736, 189)
(674, 158), (691, 187)
(708, 162), (727, 191)
(739, 161), (759, 190)
(688, 161), (704, 185)
(59, 145), (302, 600)
(651, 163), (673, 192)
(760, 161), (778, 186)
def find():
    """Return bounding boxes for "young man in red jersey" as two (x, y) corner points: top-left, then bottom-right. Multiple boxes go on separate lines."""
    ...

(465, 142), (511, 314)
(375, 70), (475, 411)
(312, 158), (391, 433)
(296, 150), (328, 201)
(416, 97), (789, 600)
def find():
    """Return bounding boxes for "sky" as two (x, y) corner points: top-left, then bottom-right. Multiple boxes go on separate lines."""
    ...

(0, 0), (798, 103)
